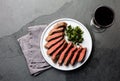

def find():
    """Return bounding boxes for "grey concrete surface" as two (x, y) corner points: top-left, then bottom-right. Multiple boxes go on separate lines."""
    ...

(0, 0), (120, 81)
(0, 0), (71, 37)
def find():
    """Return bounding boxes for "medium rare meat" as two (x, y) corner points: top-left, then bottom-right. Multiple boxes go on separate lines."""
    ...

(45, 36), (63, 49)
(53, 22), (67, 29)
(47, 39), (65, 55)
(78, 48), (87, 62)
(70, 46), (82, 65)
(48, 28), (64, 36)
(58, 42), (73, 65)
(52, 42), (67, 63)
(64, 46), (77, 65)
(45, 21), (87, 66)
(46, 32), (64, 42)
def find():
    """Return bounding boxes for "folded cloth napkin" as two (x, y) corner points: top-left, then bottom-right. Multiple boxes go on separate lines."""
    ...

(18, 25), (51, 76)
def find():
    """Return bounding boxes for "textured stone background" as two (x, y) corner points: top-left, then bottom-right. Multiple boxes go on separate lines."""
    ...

(0, 0), (120, 81)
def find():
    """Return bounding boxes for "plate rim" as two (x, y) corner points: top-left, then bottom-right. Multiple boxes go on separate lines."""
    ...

(40, 18), (92, 71)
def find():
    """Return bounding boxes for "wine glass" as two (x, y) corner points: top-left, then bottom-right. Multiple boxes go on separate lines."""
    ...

(90, 6), (114, 33)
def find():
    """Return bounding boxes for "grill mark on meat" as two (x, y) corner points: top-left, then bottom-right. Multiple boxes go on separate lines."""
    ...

(52, 42), (67, 63)
(45, 36), (63, 49)
(53, 22), (67, 29)
(58, 42), (73, 65)
(47, 39), (65, 55)
(70, 46), (82, 65)
(64, 46), (77, 66)
(78, 48), (87, 62)
(48, 28), (64, 36)
(46, 32), (64, 42)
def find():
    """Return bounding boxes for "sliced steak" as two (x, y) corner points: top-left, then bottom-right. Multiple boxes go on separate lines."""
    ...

(46, 32), (64, 42)
(64, 46), (77, 66)
(47, 39), (65, 55)
(78, 48), (87, 62)
(53, 22), (67, 29)
(52, 42), (67, 63)
(48, 28), (64, 36)
(58, 42), (73, 65)
(45, 36), (63, 49)
(70, 46), (82, 65)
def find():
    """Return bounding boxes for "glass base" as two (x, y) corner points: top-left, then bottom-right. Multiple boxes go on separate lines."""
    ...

(90, 18), (107, 33)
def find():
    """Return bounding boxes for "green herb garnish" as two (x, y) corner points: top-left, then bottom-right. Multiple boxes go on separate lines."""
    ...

(65, 25), (84, 45)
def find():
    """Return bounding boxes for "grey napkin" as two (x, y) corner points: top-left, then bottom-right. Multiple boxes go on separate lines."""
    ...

(18, 25), (51, 76)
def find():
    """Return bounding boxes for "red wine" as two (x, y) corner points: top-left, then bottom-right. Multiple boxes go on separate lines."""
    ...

(94, 6), (114, 27)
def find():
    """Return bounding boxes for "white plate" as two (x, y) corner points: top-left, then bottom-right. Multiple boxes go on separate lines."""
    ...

(40, 18), (92, 71)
